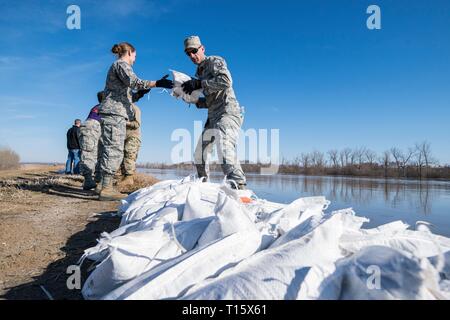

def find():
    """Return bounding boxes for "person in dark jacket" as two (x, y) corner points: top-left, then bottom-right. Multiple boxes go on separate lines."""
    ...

(65, 119), (81, 174)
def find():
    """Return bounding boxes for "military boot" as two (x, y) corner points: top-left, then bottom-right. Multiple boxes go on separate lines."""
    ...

(114, 170), (123, 184)
(94, 171), (102, 184)
(99, 175), (126, 201)
(82, 174), (97, 191)
(229, 181), (247, 190)
(94, 176), (103, 194)
(120, 174), (134, 187)
(237, 183), (247, 190)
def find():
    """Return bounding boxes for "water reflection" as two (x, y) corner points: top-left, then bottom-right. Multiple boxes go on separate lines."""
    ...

(249, 175), (450, 216)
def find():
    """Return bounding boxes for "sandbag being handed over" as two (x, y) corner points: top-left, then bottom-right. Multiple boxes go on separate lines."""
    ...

(170, 70), (203, 104)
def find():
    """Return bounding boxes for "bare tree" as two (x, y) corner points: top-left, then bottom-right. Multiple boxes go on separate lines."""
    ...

(327, 149), (339, 168)
(417, 141), (435, 167)
(403, 147), (416, 176)
(391, 148), (416, 177)
(353, 147), (367, 169)
(340, 148), (352, 167)
(390, 147), (403, 174)
(380, 150), (391, 177)
(299, 152), (310, 172)
(415, 141), (436, 178)
(414, 144), (425, 178)
(365, 149), (377, 166)
(292, 156), (301, 166)
(391, 147), (415, 177)
(311, 150), (326, 168)
(349, 148), (357, 166)
(339, 150), (345, 167)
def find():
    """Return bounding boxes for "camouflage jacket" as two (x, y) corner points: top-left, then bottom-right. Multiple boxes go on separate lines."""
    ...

(99, 60), (151, 119)
(195, 56), (242, 121)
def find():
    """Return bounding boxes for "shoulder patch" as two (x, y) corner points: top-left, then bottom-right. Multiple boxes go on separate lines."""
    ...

(208, 56), (227, 70)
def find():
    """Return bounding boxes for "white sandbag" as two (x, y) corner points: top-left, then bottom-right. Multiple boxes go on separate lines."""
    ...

(309, 246), (445, 300)
(295, 263), (337, 300)
(119, 191), (175, 226)
(253, 197), (336, 250)
(246, 199), (287, 250)
(439, 280), (450, 299)
(196, 191), (258, 247)
(340, 228), (450, 259)
(269, 209), (365, 249)
(181, 183), (219, 221)
(247, 199), (286, 222)
(170, 70), (203, 104)
(81, 206), (183, 264)
(83, 225), (179, 300)
(428, 250), (450, 279)
(102, 230), (261, 300)
(112, 205), (181, 238)
(266, 196), (330, 235)
(121, 203), (163, 226)
(180, 211), (347, 300)
(119, 177), (191, 217)
(82, 217), (212, 300)
(356, 220), (409, 235)
(120, 180), (191, 226)
(118, 179), (179, 214)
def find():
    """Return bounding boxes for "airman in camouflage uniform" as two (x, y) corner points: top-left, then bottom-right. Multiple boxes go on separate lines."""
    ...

(79, 117), (102, 186)
(119, 103), (142, 186)
(79, 92), (104, 190)
(182, 36), (246, 189)
(97, 42), (173, 201)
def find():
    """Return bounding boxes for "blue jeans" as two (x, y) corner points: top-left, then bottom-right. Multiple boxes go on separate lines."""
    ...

(65, 149), (81, 174)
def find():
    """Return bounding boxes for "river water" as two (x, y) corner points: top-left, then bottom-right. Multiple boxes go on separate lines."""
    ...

(139, 168), (450, 237)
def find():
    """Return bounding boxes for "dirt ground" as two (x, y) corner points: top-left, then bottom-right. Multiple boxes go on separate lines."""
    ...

(0, 164), (158, 300)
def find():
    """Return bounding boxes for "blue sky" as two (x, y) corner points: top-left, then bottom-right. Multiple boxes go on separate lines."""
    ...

(0, 0), (449, 164)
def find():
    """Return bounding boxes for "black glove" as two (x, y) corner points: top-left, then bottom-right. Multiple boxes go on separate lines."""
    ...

(182, 78), (202, 95)
(155, 74), (173, 89)
(135, 88), (151, 100)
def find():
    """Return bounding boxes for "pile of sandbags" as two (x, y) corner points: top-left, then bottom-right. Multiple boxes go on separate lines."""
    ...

(79, 176), (450, 300)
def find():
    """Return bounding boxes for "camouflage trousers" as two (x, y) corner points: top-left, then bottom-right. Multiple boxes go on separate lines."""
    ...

(98, 114), (126, 176)
(79, 119), (102, 177)
(194, 114), (246, 185)
(121, 136), (141, 175)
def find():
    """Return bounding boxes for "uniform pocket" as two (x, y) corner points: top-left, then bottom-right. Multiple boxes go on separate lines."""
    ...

(110, 118), (126, 150)
(80, 128), (95, 152)
(101, 116), (126, 150)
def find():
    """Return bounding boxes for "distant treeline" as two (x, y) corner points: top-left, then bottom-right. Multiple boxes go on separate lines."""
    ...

(139, 141), (450, 180)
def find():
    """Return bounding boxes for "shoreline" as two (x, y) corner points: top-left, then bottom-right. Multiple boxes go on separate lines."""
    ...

(138, 167), (450, 184)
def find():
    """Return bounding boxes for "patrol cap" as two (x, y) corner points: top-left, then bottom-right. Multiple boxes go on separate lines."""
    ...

(184, 35), (202, 50)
